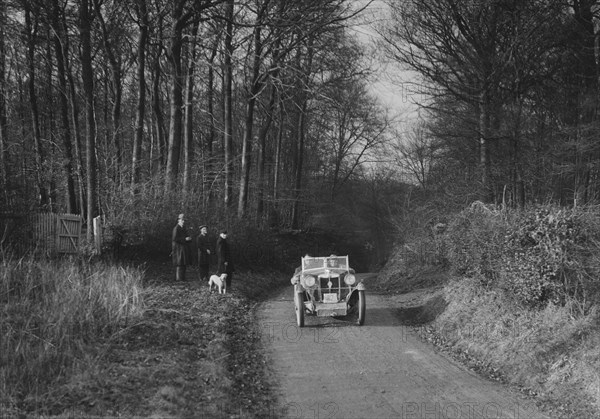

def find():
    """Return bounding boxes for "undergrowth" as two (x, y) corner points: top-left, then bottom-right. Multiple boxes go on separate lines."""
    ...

(431, 277), (600, 417)
(0, 256), (144, 414)
(386, 203), (600, 418)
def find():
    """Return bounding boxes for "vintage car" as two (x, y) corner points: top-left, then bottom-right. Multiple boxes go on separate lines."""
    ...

(290, 255), (365, 327)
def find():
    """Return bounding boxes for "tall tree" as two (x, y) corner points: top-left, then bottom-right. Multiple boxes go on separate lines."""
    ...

(79, 0), (98, 240)
(237, 0), (271, 218)
(290, 36), (313, 229)
(0, 0), (8, 191)
(163, 0), (188, 193)
(223, 0), (234, 207)
(50, 0), (77, 213)
(93, 0), (126, 184)
(24, 2), (49, 207)
(182, 18), (200, 195)
(380, 0), (546, 202)
(150, 7), (167, 175)
(131, 0), (149, 193)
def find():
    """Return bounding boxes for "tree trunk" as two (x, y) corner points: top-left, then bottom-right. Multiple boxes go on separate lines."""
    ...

(44, 25), (57, 212)
(151, 41), (166, 174)
(237, 24), (264, 218)
(183, 19), (200, 195)
(93, 0), (123, 185)
(291, 102), (307, 230)
(206, 35), (218, 156)
(51, 0), (77, 213)
(0, 0), (8, 190)
(164, 0), (186, 194)
(270, 108), (283, 227)
(79, 0), (98, 240)
(25, 6), (48, 208)
(131, 0), (148, 193)
(223, 0), (234, 208)
(478, 89), (491, 202)
(291, 38), (313, 230)
(273, 110), (282, 202)
(203, 33), (219, 205)
(66, 39), (86, 216)
(256, 83), (277, 221)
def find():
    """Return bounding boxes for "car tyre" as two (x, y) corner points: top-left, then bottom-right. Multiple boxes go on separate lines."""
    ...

(357, 290), (366, 325)
(295, 291), (305, 327)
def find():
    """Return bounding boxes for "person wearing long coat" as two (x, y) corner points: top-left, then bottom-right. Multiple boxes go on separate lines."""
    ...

(216, 230), (233, 289)
(172, 214), (192, 281)
(196, 225), (211, 282)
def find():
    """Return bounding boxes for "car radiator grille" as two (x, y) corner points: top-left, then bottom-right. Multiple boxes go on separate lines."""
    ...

(319, 275), (341, 291)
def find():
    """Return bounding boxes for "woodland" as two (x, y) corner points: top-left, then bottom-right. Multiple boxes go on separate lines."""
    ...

(3, 1), (600, 416)
(0, 0), (392, 253)
(0, 0), (598, 259)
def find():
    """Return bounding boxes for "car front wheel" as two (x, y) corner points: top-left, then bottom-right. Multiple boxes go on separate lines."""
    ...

(357, 290), (366, 326)
(295, 291), (305, 327)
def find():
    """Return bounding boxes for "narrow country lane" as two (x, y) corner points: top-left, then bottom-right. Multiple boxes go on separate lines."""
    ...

(258, 275), (549, 419)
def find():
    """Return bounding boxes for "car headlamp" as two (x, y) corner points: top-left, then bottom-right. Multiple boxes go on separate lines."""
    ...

(301, 274), (316, 288)
(344, 273), (356, 285)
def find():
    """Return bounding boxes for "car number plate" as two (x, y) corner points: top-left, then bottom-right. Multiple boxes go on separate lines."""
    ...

(323, 293), (338, 303)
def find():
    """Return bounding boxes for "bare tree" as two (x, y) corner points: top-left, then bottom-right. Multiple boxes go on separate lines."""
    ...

(237, 0), (277, 218)
(182, 18), (200, 195)
(150, 6), (167, 175)
(93, 0), (128, 185)
(24, 2), (48, 207)
(0, 0), (8, 191)
(223, 0), (234, 208)
(49, 0), (77, 213)
(163, 0), (187, 193)
(380, 0), (515, 201)
(391, 123), (437, 189)
(131, 0), (148, 193)
(79, 0), (98, 240)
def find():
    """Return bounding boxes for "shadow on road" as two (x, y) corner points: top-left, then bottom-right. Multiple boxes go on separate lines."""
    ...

(392, 294), (448, 326)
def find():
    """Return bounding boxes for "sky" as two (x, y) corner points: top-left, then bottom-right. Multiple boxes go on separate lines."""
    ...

(348, 0), (423, 125)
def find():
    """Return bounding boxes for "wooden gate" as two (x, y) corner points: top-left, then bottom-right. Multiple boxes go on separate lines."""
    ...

(27, 213), (82, 255)
(1, 212), (83, 255)
(56, 214), (83, 254)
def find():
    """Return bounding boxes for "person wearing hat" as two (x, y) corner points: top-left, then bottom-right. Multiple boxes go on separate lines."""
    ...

(216, 229), (234, 290)
(196, 224), (211, 283)
(172, 213), (192, 281)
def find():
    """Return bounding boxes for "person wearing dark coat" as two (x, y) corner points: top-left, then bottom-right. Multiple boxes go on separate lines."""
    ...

(216, 230), (233, 289)
(196, 225), (211, 283)
(172, 213), (192, 281)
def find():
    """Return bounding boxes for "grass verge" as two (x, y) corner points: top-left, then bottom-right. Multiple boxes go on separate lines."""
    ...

(417, 276), (600, 419)
(0, 256), (143, 415)
(0, 259), (286, 418)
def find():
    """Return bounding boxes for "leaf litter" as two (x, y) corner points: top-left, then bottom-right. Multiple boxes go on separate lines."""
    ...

(37, 261), (278, 418)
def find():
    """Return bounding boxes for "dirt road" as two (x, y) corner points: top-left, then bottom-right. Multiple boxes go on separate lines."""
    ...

(259, 274), (549, 419)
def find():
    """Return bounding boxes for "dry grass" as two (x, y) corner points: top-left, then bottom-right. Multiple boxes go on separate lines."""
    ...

(0, 256), (144, 414)
(0, 259), (281, 417)
(431, 277), (600, 418)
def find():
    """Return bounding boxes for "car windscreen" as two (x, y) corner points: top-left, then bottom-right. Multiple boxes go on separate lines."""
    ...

(302, 256), (348, 272)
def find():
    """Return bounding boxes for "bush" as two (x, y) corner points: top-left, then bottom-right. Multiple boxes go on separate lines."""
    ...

(432, 277), (600, 418)
(443, 201), (508, 283)
(499, 206), (598, 309)
(0, 257), (144, 412)
(441, 204), (600, 309)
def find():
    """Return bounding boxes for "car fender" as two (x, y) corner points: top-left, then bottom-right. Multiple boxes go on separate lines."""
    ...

(346, 285), (364, 303)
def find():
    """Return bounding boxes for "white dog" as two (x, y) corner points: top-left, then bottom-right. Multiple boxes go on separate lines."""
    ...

(208, 273), (228, 294)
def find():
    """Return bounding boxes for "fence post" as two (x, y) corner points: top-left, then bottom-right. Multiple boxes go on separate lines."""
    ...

(93, 216), (102, 254)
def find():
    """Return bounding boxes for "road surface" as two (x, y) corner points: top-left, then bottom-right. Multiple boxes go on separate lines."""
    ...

(258, 274), (549, 419)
